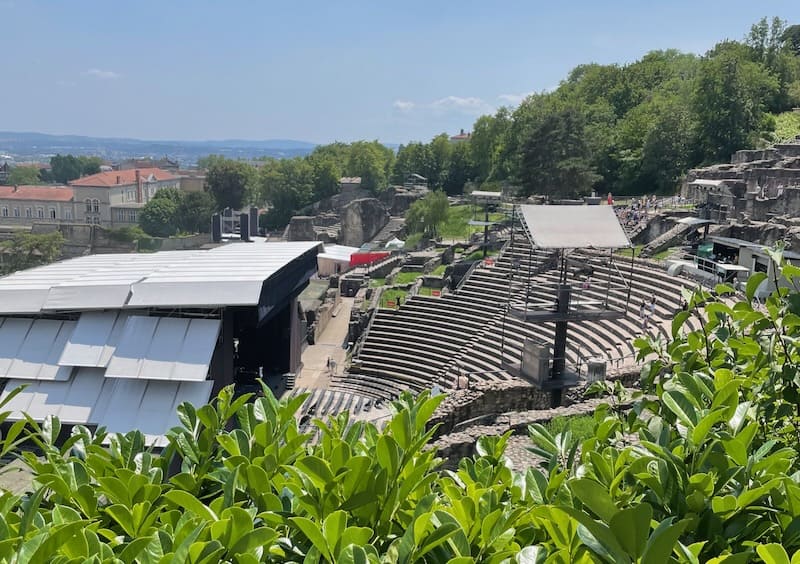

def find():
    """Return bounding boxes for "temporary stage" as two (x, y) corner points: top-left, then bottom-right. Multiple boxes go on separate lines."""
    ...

(0, 241), (321, 445)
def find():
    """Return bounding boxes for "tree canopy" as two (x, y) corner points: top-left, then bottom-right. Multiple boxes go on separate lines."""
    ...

(47, 154), (103, 184)
(205, 159), (254, 210)
(139, 189), (215, 237)
(6, 166), (41, 186)
(0, 231), (63, 274)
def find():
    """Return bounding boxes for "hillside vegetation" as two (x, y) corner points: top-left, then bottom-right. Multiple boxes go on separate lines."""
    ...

(199, 17), (800, 232)
(1, 252), (800, 560)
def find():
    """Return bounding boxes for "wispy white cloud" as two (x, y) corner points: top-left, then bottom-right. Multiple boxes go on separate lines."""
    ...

(497, 92), (532, 106)
(393, 99), (415, 111)
(83, 68), (121, 80)
(430, 96), (489, 113)
(393, 95), (492, 116)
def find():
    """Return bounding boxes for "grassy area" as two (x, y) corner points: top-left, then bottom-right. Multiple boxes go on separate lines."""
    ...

(394, 271), (423, 285)
(615, 245), (644, 258)
(369, 277), (385, 287)
(379, 288), (408, 309)
(616, 245), (677, 260)
(543, 414), (595, 441)
(465, 249), (499, 261)
(439, 205), (506, 240)
(773, 110), (800, 142)
(431, 264), (447, 276)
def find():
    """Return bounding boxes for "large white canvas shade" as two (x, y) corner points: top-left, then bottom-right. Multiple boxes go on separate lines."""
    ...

(0, 318), (75, 381)
(97, 378), (214, 447)
(105, 316), (221, 381)
(0, 369), (214, 446)
(0, 368), (114, 423)
(59, 311), (131, 368)
(517, 205), (631, 249)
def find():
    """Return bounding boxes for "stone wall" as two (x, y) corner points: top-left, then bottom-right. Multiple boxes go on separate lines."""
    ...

(286, 216), (317, 241)
(433, 395), (631, 466)
(340, 199), (390, 247)
(428, 368), (640, 439)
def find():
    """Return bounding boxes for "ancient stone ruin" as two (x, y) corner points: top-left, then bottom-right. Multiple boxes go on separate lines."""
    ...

(683, 135), (800, 222)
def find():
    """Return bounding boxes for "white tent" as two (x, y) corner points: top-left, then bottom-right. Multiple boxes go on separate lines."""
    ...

(317, 245), (358, 276)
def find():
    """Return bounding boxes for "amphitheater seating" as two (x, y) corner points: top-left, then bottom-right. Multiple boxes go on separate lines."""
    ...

(342, 232), (712, 404)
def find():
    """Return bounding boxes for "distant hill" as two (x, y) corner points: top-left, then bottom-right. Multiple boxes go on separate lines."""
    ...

(0, 131), (317, 165)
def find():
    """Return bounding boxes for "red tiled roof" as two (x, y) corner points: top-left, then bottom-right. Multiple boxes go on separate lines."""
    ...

(0, 185), (73, 202)
(69, 167), (177, 187)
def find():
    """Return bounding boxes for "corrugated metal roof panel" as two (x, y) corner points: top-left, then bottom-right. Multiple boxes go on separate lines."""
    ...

(105, 316), (220, 381)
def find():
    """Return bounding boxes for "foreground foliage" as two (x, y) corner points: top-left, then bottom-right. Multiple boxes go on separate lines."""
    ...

(3, 255), (800, 561)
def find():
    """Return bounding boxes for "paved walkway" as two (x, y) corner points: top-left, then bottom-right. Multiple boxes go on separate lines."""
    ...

(293, 297), (353, 390)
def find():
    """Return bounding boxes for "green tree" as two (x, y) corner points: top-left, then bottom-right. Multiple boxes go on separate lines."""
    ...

(783, 23), (800, 56)
(0, 231), (63, 274)
(139, 197), (180, 237)
(205, 159), (254, 210)
(177, 191), (216, 233)
(49, 154), (83, 184)
(6, 166), (40, 185)
(257, 158), (314, 229)
(309, 157), (341, 201)
(77, 156), (102, 176)
(405, 190), (449, 238)
(346, 141), (394, 192)
(518, 106), (601, 199)
(443, 141), (473, 195)
(470, 108), (512, 183)
(693, 46), (778, 162)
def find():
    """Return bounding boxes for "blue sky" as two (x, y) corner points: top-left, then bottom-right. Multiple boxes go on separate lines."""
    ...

(0, 1), (797, 144)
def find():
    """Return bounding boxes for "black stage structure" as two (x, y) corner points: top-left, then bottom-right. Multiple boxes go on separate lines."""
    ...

(499, 204), (634, 407)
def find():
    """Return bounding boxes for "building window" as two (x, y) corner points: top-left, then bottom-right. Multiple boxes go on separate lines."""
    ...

(126, 189), (135, 202)
(116, 209), (124, 221)
(37, 208), (44, 219)
(148, 186), (155, 197)
(13, 208), (19, 217)
(127, 210), (137, 222)
(1, 207), (7, 217)
(49, 208), (56, 219)
(25, 208), (32, 218)
(92, 216), (101, 225)
(85, 199), (92, 212)
(64, 209), (73, 220)
(92, 199), (99, 212)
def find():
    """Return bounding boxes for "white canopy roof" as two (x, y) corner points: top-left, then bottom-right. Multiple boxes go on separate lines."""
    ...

(0, 241), (321, 314)
(517, 205), (630, 249)
(318, 245), (359, 262)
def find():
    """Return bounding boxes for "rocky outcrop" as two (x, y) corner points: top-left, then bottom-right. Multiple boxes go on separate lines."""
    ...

(340, 198), (390, 247)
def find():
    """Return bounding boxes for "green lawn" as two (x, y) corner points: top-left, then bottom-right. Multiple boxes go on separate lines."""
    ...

(369, 277), (386, 287)
(465, 249), (498, 261)
(394, 271), (423, 285)
(439, 205), (506, 240)
(418, 286), (444, 297)
(379, 288), (408, 309)
(431, 264), (447, 276)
